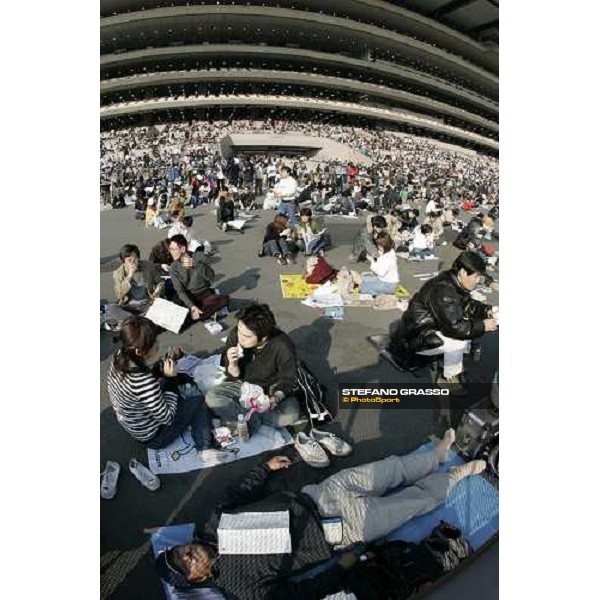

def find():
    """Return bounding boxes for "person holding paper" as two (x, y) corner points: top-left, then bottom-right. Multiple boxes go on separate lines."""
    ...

(294, 208), (331, 257)
(107, 316), (232, 464)
(168, 235), (229, 322)
(155, 430), (485, 599)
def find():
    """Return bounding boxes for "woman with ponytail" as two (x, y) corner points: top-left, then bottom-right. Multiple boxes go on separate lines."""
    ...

(107, 316), (232, 464)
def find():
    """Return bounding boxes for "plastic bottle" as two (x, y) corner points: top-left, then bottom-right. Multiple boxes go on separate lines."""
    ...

(237, 414), (249, 443)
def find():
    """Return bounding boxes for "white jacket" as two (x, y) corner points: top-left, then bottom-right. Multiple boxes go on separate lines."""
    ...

(168, 222), (201, 252)
(370, 249), (399, 283)
(274, 176), (298, 201)
(410, 227), (434, 251)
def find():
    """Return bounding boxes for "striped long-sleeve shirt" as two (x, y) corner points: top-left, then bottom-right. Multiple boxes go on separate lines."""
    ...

(107, 358), (178, 442)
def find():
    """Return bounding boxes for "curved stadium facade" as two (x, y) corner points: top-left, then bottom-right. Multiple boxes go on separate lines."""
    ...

(100, 0), (499, 154)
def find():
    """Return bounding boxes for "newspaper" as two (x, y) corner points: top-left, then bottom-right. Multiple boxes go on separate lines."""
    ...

(145, 298), (189, 334)
(218, 511), (291, 555)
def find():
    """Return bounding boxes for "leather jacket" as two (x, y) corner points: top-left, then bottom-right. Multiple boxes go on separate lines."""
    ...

(393, 271), (491, 354)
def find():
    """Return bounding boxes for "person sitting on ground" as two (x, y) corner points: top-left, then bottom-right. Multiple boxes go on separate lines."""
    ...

(400, 208), (420, 231)
(168, 194), (186, 220)
(134, 194), (147, 220)
(481, 213), (496, 238)
(168, 215), (202, 252)
(217, 192), (237, 232)
(443, 207), (460, 228)
(113, 244), (164, 309)
(259, 213), (295, 265)
(394, 223), (413, 254)
(145, 197), (159, 228)
(107, 316), (232, 464)
(425, 198), (440, 216)
(389, 251), (498, 394)
(409, 223), (436, 260)
(149, 239), (174, 274)
(453, 216), (484, 251)
(349, 214), (387, 263)
(155, 429), (485, 600)
(424, 210), (444, 239)
(145, 197), (171, 229)
(168, 234), (229, 322)
(294, 208), (331, 256)
(206, 303), (300, 433)
(360, 232), (400, 295)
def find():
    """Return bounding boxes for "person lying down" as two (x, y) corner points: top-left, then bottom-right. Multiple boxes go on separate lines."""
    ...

(156, 429), (485, 600)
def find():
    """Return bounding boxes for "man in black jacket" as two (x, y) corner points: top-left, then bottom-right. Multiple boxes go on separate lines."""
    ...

(155, 431), (484, 599)
(205, 304), (300, 431)
(390, 252), (498, 391)
(168, 235), (229, 322)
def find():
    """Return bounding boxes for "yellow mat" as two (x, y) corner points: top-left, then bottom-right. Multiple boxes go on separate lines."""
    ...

(280, 274), (320, 299)
(280, 274), (410, 300)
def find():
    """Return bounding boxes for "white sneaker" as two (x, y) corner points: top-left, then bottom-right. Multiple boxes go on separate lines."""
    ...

(294, 432), (330, 468)
(101, 461), (121, 500)
(129, 458), (161, 491)
(310, 429), (353, 457)
(197, 449), (237, 466)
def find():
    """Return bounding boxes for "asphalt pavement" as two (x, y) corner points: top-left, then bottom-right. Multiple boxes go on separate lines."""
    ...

(100, 201), (499, 600)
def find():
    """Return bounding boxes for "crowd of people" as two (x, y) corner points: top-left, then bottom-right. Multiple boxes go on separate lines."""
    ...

(102, 119), (499, 600)
(101, 120), (498, 215)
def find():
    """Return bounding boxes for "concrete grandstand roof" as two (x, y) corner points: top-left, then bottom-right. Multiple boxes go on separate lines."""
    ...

(101, 45), (498, 115)
(100, 5), (498, 95)
(99, 0), (497, 73)
(100, 69), (498, 135)
(99, 95), (499, 151)
(403, 0), (499, 45)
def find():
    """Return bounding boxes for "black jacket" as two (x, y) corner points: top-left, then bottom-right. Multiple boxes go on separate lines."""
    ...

(219, 201), (236, 224)
(158, 465), (344, 600)
(392, 271), (491, 354)
(263, 223), (285, 244)
(453, 218), (483, 250)
(221, 328), (297, 396)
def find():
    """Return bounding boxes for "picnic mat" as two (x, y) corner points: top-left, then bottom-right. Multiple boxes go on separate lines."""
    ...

(280, 274), (320, 299)
(280, 274), (410, 300)
(151, 442), (498, 599)
(147, 425), (293, 475)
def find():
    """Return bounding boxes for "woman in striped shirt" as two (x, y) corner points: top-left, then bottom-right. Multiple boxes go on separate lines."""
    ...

(107, 316), (231, 463)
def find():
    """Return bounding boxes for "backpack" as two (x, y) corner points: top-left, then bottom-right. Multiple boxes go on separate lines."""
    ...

(292, 360), (332, 425)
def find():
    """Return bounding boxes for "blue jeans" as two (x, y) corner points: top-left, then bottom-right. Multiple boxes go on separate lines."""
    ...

(278, 200), (298, 226)
(264, 238), (292, 257)
(146, 384), (213, 451)
(360, 274), (398, 295)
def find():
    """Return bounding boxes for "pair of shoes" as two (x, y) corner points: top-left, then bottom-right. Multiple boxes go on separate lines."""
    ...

(197, 449), (237, 466)
(435, 374), (469, 397)
(100, 459), (161, 499)
(294, 429), (353, 468)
